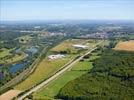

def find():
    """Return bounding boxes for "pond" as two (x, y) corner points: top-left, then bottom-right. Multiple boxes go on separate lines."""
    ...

(9, 62), (29, 74)
(0, 64), (3, 67)
(27, 47), (38, 54)
(0, 72), (3, 80)
(15, 48), (21, 53)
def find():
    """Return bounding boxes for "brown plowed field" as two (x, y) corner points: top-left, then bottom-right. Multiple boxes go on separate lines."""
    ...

(114, 40), (134, 51)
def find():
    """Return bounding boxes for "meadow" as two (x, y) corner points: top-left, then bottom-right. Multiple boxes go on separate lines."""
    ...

(51, 39), (97, 54)
(14, 55), (74, 91)
(0, 48), (12, 58)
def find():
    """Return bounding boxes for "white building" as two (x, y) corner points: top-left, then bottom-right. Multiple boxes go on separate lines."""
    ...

(48, 54), (65, 60)
(73, 44), (88, 49)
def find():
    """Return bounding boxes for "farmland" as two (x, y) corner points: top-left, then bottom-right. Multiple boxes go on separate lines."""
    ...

(114, 40), (134, 51)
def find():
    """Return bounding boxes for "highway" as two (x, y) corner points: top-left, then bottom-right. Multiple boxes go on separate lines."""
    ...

(18, 41), (103, 100)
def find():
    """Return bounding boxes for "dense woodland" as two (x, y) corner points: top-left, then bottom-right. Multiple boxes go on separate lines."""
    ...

(57, 50), (134, 100)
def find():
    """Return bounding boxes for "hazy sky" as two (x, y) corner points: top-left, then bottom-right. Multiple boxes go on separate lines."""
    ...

(0, 0), (134, 21)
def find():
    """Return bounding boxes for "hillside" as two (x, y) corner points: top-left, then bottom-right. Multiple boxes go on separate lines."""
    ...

(57, 50), (134, 100)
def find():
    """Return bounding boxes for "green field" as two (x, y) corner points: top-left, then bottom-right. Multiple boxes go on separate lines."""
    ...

(32, 52), (100, 99)
(0, 48), (12, 58)
(14, 55), (74, 91)
(33, 61), (91, 99)
(0, 52), (27, 64)
(51, 39), (98, 54)
(0, 46), (27, 64)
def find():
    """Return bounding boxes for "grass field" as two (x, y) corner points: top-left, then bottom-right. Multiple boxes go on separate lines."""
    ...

(33, 62), (91, 99)
(14, 55), (74, 91)
(114, 40), (134, 51)
(33, 53), (100, 99)
(51, 39), (97, 54)
(0, 48), (12, 58)
(0, 52), (27, 64)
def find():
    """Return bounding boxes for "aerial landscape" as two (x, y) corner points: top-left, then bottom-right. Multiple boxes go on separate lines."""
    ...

(0, 0), (134, 100)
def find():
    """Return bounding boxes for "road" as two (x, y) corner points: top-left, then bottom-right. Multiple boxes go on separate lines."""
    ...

(18, 41), (103, 100)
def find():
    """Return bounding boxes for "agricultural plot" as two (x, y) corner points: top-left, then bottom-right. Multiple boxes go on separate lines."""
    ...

(114, 40), (134, 51)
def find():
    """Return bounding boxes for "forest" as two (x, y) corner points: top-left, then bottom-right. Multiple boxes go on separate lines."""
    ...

(57, 49), (134, 100)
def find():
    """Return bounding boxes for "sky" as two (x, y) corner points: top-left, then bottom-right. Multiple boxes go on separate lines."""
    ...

(0, 0), (134, 21)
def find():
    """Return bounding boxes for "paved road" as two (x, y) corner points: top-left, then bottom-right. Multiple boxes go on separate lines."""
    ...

(18, 41), (103, 100)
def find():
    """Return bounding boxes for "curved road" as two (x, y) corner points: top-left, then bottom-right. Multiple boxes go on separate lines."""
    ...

(18, 41), (103, 100)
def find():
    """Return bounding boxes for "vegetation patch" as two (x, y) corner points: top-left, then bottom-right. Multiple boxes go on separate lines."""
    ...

(14, 55), (74, 91)
(0, 48), (12, 58)
(51, 39), (91, 54)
